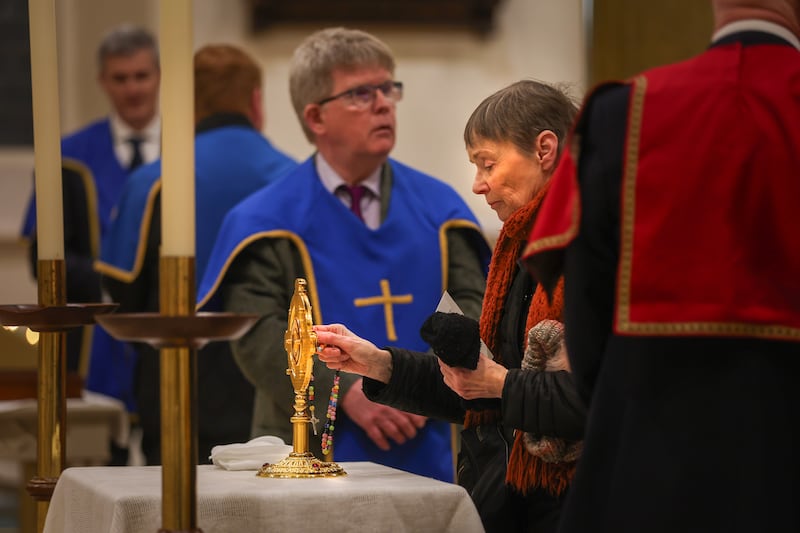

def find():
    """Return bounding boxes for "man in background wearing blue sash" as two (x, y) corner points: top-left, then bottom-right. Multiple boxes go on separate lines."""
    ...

(95, 44), (297, 465)
(198, 28), (489, 481)
(20, 25), (160, 464)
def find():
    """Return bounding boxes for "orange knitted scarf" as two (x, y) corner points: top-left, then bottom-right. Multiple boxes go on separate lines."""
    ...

(463, 182), (575, 496)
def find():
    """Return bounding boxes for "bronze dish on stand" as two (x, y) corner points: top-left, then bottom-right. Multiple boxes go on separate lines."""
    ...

(94, 312), (258, 350)
(0, 303), (118, 331)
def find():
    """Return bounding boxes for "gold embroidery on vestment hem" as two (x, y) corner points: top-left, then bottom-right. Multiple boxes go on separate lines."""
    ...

(93, 179), (162, 283)
(616, 318), (800, 340)
(63, 158), (101, 259)
(616, 75), (647, 329)
(521, 203), (580, 257)
(194, 230), (322, 324)
(613, 77), (799, 341)
(438, 218), (483, 290)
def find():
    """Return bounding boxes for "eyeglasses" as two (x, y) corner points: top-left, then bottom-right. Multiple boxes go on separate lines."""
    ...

(317, 81), (403, 109)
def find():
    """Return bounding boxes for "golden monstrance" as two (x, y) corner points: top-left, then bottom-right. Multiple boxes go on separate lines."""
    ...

(257, 278), (345, 478)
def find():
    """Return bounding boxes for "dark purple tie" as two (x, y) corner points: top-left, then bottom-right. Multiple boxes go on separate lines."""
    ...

(128, 136), (144, 172)
(341, 185), (367, 222)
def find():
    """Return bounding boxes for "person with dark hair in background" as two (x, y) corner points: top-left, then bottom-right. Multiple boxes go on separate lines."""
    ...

(315, 79), (587, 533)
(96, 44), (297, 464)
(197, 27), (489, 483)
(525, 1), (800, 531)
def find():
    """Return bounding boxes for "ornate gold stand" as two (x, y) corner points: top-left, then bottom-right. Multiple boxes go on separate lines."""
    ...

(0, 260), (117, 533)
(258, 278), (345, 478)
(95, 256), (258, 533)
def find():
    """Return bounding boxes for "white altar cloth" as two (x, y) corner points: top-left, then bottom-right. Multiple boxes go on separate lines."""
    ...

(0, 391), (128, 463)
(43, 462), (484, 533)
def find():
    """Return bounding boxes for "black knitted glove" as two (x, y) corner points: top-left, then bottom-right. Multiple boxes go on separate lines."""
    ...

(419, 312), (481, 370)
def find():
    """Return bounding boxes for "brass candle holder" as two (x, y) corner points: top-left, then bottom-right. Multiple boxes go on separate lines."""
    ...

(258, 278), (345, 478)
(95, 256), (259, 533)
(0, 259), (117, 533)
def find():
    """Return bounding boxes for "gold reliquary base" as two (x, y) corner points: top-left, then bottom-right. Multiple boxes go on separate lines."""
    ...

(257, 452), (346, 478)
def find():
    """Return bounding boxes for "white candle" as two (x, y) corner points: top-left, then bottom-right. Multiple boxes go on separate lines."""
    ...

(159, 0), (195, 256)
(28, 0), (64, 261)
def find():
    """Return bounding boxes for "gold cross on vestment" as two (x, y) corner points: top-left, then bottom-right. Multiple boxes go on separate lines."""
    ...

(353, 279), (412, 341)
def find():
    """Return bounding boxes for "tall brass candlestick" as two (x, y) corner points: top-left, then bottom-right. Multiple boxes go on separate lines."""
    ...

(27, 0), (66, 530)
(29, 262), (66, 533)
(258, 279), (345, 478)
(158, 0), (198, 530)
(158, 257), (198, 533)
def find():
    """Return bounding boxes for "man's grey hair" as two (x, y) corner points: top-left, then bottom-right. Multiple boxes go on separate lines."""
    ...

(289, 27), (395, 142)
(97, 24), (159, 72)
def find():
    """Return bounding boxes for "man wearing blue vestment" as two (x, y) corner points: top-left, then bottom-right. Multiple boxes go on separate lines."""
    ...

(198, 28), (489, 482)
(95, 44), (297, 465)
(20, 25), (160, 464)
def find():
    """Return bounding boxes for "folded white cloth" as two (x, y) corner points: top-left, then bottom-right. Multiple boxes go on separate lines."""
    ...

(209, 436), (292, 471)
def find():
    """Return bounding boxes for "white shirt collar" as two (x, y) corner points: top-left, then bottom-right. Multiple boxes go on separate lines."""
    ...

(109, 113), (161, 168)
(109, 112), (161, 143)
(712, 19), (800, 50)
(315, 152), (382, 198)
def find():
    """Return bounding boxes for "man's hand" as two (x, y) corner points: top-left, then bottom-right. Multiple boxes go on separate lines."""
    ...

(340, 381), (427, 451)
(314, 324), (393, 383)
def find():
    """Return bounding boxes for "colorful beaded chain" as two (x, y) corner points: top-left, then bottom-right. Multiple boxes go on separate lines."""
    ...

(308, 378), (318, 435)
(320, 371), (341, 455)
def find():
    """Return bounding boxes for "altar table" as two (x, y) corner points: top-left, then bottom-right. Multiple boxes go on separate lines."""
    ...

(43, 462), (484, 533)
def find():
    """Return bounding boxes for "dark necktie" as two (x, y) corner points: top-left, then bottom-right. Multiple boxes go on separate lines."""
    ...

(340, 184), (368, 222)
(127, 137), (144, 172)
